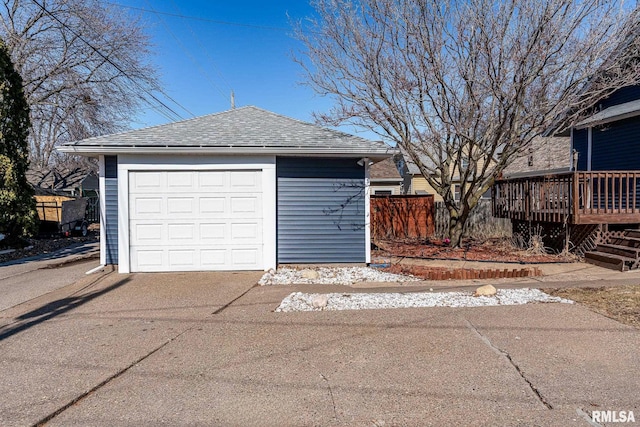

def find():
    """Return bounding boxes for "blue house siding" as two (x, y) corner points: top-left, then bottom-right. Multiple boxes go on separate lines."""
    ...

(104, 156), (118, 265)
(591, 117), (640, 170)
(599, 85), (640, 110)
(277, 157), (366, 263)
(573, 128), (589, 171)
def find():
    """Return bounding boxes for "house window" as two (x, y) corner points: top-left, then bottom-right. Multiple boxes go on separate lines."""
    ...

(454, 184), (461, 201)
(481, 188), (492, 199)
(374, 190), (392, 195)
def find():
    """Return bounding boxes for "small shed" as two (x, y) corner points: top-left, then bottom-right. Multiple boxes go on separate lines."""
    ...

(58, 106), (392, 273)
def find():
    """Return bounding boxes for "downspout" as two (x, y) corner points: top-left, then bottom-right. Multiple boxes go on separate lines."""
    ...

(364, 157), (371, 265)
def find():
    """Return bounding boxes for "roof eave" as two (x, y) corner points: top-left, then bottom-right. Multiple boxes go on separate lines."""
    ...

(56, 145), (392, 159)
(576, 101), (640, 129)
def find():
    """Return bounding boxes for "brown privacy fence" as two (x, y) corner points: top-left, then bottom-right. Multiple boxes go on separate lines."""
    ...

(371, 195), (435, 240)
(434, 200), (512, 239)
(372, 196), (511, 241)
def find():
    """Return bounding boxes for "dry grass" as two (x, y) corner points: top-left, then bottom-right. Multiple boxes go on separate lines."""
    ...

(545, 285), (640, 328)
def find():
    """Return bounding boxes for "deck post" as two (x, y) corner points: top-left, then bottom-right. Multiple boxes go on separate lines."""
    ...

(572, 171), (579, 224)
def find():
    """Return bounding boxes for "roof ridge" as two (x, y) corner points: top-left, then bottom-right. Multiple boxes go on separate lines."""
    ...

(63, 106), (261, 146)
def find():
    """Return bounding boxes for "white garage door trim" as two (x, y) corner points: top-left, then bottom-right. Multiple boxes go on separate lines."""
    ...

(115, 155), (277, 273)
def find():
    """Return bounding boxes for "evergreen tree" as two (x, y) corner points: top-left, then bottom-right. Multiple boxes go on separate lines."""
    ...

(0, 38), (36, 246)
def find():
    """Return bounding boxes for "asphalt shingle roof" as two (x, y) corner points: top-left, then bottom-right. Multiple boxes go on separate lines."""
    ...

(60, 106), (391, 156)
(369, 156), (402, 180)
(503, 136), (571, 177)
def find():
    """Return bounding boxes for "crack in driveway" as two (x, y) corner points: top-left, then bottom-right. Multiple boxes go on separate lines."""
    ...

(33, 325), (197, 426)
(464, 318), (553, 410)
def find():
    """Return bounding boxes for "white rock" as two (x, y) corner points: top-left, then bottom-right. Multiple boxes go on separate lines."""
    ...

(301, 269), (320, 280)
(311, 294), (329, 309)
(474, 284), (497, 297)
(275, 288), (573, 312)
(259, 267), (419, 286)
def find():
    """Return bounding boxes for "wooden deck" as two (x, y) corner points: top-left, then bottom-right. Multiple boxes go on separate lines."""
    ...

(493, 171), (640, 225)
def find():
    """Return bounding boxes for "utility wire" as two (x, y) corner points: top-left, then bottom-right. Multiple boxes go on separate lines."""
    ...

(106, 2), (295, 33)
(29, 0), (195, 123)
(142, 0), (230, 103)
(168, 0), (233, 95)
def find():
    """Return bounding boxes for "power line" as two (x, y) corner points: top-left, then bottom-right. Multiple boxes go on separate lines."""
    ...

(142, 0), (231, 104)
(168, 0), (233, 93)
(29, 0), (195, 123)
(106, 2), (294, 33)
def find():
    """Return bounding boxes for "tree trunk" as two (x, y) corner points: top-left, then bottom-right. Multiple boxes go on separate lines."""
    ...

(448, 214), (465, 247)
(447, 203), (471, 247)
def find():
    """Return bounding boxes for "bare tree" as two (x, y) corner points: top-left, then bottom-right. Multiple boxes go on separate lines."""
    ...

(0, 0), (159, 168)
(296, 0), (640, 246)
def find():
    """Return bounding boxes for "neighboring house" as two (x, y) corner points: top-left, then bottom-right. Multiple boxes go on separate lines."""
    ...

(493, 84), (640, 264)
(369, 155), (403, 195)
(571, 85), (640, 171)
(400, 149), (492, 201)
(27, 167), (98, 197)
(58, 106), (391, 273)
(502, 136), (572, 178)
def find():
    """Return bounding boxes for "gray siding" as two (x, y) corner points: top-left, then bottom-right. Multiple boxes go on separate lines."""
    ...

(277, 157), (366, 263)
(104, 156), (118, 264)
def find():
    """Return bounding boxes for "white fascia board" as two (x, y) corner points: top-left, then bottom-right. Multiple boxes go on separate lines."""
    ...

(115, 154), (277, 273)
(57, 145), (392, 159)
(371, 178), (403, 183)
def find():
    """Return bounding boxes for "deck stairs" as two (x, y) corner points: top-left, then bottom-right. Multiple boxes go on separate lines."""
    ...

(584, 229), (640, 271)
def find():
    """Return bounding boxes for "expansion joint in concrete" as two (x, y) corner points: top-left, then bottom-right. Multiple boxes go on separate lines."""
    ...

(32, 327), (194, 426)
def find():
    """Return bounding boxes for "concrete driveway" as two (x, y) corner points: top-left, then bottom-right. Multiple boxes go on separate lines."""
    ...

(0, 270), (638, 426)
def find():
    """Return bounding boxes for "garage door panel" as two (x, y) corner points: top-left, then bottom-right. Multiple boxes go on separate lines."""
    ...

(199, 197), (225, 214)
(230, 196), (261, 215)
(132, 224), (164, 242)
(130, 172), (163, 193)
(167, 171), (196, 190)
(231, 222), (260, 239)
(168, 250), (196, 267)
(167, 223), (195, 240)
(132, 197), (164, 216)
(200, 223), (226, 240)
(201, 249), (226, 266)
(230, 171), (261, 189)
(199, 171), (226, 188)
(167, 197), (196, 215)
(134, 250), (164, 269)
(232, 248), (260, 265)
(129, 170), (263, 272)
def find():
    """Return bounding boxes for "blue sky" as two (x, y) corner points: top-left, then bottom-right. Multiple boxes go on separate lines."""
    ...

(112, 0), (374, 139)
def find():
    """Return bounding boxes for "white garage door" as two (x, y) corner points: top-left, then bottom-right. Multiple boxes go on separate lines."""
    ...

(129, 170), (263, 272)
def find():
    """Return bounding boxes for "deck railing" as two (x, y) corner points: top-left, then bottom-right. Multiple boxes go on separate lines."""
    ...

(493, 171), (640, 225)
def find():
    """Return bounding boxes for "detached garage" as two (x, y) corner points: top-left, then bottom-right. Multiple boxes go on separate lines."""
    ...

(58, 106), (391, 273)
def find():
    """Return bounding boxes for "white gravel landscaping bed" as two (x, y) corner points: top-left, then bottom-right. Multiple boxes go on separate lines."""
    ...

(259, 266), (420, 286)
(275, 288), (574, 312)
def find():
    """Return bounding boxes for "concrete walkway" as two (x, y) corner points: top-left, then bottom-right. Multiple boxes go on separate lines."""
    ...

(0, 269), (638, 426)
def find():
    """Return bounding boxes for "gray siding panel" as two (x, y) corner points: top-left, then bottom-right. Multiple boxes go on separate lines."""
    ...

(277, 158), (366, 263)
(104, 178), (118, 264)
